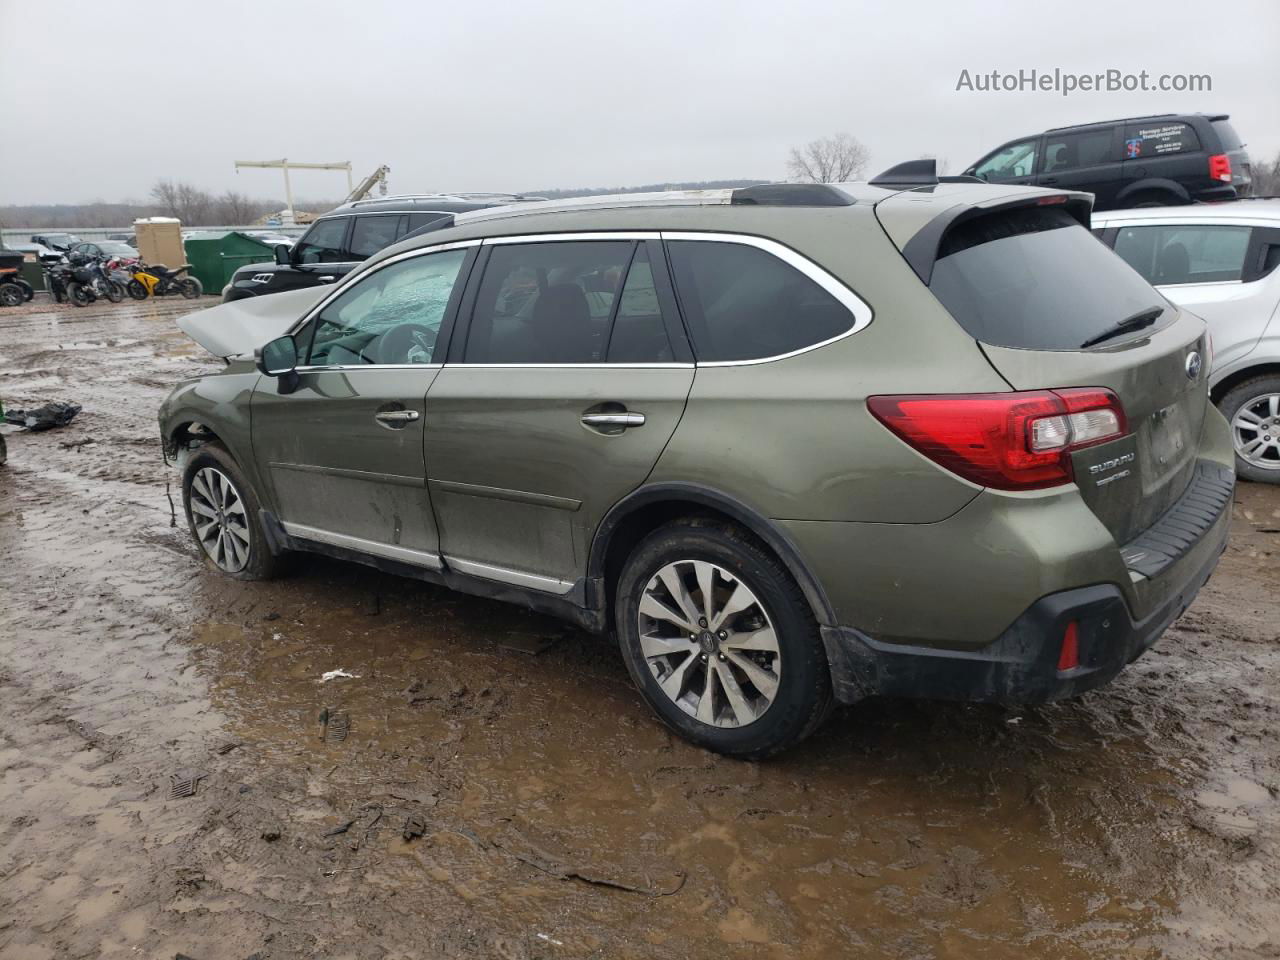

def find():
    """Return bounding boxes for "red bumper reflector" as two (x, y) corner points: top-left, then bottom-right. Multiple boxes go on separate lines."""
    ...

(1057, 621), (1080, 672)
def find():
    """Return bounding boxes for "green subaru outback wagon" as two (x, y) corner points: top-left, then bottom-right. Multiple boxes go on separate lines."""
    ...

(160, 165), (1233, 757)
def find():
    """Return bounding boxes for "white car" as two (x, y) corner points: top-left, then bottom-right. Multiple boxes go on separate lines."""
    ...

(1093, 200), (1280, 483)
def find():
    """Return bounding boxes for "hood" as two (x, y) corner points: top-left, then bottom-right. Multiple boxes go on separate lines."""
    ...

(177, 286), (327, 359)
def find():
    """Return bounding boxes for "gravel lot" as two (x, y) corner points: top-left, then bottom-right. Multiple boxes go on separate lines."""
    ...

(1, 296), (1278, 960)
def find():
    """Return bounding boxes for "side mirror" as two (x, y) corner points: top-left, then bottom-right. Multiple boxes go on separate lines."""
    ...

(256, 335), (297, 376)
(273, 243), (292, 266)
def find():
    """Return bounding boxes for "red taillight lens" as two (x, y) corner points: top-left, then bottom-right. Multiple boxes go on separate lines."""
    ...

(866, 389), (1127, 491)
(1208, 153), (1232, 183)
(1057, 621), (1080, 672)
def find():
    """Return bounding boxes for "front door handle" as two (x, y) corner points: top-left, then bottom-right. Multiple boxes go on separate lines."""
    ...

(581, 411), (645, 428)
(1041, 176), (1059, 185)
(375, 409), (420, 425)
(318, 275), (336, 283)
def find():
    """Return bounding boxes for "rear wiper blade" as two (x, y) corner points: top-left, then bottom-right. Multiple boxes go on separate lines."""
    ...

(1079, 305), (1165, 349)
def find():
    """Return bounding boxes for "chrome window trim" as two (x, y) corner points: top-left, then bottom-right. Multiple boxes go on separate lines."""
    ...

(294, 363), (443, 373)
(482, 231), (662, 244)
(443, 363), (693, 370)
(1098, 217), (1276, 230)
(661, 230), (873, 367)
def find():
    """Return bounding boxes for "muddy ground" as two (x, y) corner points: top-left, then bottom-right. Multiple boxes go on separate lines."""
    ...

(0, 296), (1277, 960)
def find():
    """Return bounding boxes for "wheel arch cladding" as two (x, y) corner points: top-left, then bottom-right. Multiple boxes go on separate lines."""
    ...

(1211, 363), (1280, 405)
(588, 483), (838, 630)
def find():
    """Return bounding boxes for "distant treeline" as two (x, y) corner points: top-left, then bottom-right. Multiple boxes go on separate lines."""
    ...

(1, 179), (769, 229)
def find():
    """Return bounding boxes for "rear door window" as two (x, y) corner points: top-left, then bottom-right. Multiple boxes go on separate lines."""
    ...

(463, 240), (634, 363)
(666, 239), (855, 362)
(1042, 129), (1115, 172)
(1114, 224), (1253, 284)
(606, 246), (673, 363)
(1124, 122), (1201, 159)
(928, 206), (1172, 350)
(348, 215), (402, 259)
(1210, 119), (1244, 151)
(294, 218), (351, 263)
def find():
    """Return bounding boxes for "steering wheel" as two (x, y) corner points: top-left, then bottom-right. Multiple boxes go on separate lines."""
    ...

(371, 323), (437, 364)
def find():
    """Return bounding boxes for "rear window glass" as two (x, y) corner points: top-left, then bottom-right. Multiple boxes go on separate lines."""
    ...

(1124, 122), (1201, 159)
(929, 207), (1170, 351)
(1211, 119), (1243, 151)
(667, 240), (854, 362)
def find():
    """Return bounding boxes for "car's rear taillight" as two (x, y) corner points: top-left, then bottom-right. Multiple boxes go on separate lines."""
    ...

(866, 389), (1128, 491)
(1208, 153), (1232, 183)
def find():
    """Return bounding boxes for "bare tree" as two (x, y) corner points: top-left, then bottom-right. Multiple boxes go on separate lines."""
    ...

(787, 133), (870, 183)
(1251, 151), (1280, 196)
(149, 179), (215, 224)
(216, 190), (257, 224)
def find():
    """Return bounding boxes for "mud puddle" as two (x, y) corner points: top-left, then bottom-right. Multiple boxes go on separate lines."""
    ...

(1, 297), (1278, 958)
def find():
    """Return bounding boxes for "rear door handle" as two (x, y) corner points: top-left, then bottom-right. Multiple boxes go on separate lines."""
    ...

(375, 409), (420, 425)
(318, 275), (336, 283)
(1041, 176), (1059, 185)
(581, 412), (645, 428)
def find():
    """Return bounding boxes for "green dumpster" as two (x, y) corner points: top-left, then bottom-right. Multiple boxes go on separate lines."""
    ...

(183, 231), (276, 296)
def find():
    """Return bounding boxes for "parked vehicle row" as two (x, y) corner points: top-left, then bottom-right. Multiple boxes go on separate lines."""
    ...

(162, 167), (1234, 757)
(221, 194), (542, 302)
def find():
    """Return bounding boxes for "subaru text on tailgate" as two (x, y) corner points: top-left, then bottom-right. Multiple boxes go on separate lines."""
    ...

(160, 165), (1233, 757)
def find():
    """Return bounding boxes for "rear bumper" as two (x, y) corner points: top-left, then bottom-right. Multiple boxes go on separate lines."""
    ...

(820, 464), (1232, 705)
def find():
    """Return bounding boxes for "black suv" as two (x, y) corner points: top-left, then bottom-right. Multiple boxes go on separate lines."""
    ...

(222, 194), (539, 301)
(964, 113), (1251, 210)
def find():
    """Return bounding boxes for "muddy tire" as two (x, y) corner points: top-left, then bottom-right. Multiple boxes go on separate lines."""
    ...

(0, 283), (23, 308)
(67, 281), (92, 307)
(181, 443), (282, 580)
(103, 280), (125, 304)
(178, 277), (203, 299)
(1219, 374), (1280, 484)
(126, 279), (148, 300)
(615, 518), (832, 759)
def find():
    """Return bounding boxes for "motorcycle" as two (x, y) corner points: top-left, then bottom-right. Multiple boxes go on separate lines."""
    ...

(41, 255), (74, 304)
(66, 251), (125, 306)
(127, 261), (202, 300)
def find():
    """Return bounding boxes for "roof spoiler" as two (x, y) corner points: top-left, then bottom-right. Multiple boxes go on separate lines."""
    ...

(869, 159), (983, 188)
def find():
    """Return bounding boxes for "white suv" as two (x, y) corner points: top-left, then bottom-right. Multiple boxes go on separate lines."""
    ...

(1094, 200), (1280, 483)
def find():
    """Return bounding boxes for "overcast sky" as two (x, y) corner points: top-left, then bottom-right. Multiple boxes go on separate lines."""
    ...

(2, 0), (1277, 205)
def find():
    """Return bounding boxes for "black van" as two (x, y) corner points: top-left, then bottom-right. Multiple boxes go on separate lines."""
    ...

(222, 194), (539, 301)
(964, 113), (1252, 210)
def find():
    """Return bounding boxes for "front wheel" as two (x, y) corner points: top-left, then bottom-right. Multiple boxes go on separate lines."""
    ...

(126, 279), (148, 300)
(67, 281), (93, 307)
(178, 277), (203, 299)
(1220, 374), (1280, 483)
(103, 280), (125, 303)
(182, 443), (282, 580)
(615, 519), (832, 759)
(0, 283), (23, 308)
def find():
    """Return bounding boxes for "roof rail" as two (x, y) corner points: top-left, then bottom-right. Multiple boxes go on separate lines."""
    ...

(348, 193), (471, 207)
(730, 183), (854, 206)
(1045, 113), (1178, 132)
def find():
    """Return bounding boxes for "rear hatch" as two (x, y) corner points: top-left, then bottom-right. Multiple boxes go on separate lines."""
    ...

(885, 195), (1209, 546)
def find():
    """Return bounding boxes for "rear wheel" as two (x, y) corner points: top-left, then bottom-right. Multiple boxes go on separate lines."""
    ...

(615, 518), (832, 758)
(0, 283), (23, 308)
(1220, 374), (1280, 483)
(67, 281), (92, 307)
(178, 277), (203, 299)
(181, 443), (282, 580)
(103, 280), (125, 303)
